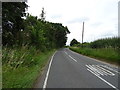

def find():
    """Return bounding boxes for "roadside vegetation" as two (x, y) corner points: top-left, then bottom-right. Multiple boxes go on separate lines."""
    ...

(69, 38), (120, 65)
(3, 46), (55, 88)
(2, 2), (70, 88)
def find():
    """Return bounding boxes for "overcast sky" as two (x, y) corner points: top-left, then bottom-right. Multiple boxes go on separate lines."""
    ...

(27, 0), (119, 45)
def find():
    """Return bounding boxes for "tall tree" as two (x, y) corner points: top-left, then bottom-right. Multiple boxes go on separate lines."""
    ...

(40, 7), (45, 21)
(2, 2), (28, 46)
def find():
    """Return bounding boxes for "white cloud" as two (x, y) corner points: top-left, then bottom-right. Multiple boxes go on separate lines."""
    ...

(27, 0), (119, 45)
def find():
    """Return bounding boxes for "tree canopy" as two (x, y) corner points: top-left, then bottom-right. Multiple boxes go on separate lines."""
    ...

(70, 39), (79, 46)
(2, 2), (70, 51)
(2, 2), (28, 45)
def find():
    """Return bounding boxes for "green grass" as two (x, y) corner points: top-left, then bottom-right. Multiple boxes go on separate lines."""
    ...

(69, 47), (120, 65)
(2, 45), (56, 88)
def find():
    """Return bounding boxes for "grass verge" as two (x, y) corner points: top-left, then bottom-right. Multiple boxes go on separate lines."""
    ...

(2, 45), (56, 88)
(69, 47), (120, 66)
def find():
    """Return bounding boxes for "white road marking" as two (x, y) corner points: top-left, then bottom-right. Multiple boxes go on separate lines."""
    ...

(43, 51), (56, 90)
(68, 48), (118, 69)
(87, 68), (99, 76)
(86, 65), (118, 90)
(86, 65), (115, 76)
(64, 51), (77, 62)
(68, 55), (77, 62)
(87, 68), (118, 90)
(92, 65), (108, 76)
(100, 65), (120, 74)
(86, 65), (102, 76)
(96, 65), (115, 76)
(64, 51), (68, 55)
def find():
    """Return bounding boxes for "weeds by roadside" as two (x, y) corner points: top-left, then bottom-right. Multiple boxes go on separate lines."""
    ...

(2, 45), (55, 88)
(69, 47), (120, 65)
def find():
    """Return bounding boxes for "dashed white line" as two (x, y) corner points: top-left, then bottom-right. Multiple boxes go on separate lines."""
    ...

(64, 51), (68, 55)
(65, 50), (118, 89)
(68, 55), (77, 62)
(43, 51), (56, 90)
(64, 51), (77, 62)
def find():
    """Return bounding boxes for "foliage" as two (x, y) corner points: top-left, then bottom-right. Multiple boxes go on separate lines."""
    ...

(90, 37), (120, 49)
(2, 3), (70, 49)
(70, 39), (79, 46)
(2, 2), (70, 88)
(69, 37), (120, 65)
(2, 2), (28, 46)
(69, 47), (120, 65)
(40, 7), (45, 21)
(2, 46), (55, 88)
(23, 15), (70, 50)
(70, 37), (120, 49)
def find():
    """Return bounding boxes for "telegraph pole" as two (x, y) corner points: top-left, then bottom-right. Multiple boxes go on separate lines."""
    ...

(118, 1), (120, 37)
(82, 22), (84, 48)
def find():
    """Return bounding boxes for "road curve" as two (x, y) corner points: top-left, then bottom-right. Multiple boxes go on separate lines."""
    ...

(37, 48), (120, 89)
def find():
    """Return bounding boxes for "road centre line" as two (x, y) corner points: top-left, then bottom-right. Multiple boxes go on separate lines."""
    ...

(65, 49), (118, 89)
(68, 55), (77, 62)
(87, 68), (118, 90)
(64, 51), (77, 62)
(64, 51), (68, 55)
(43, 51), (57, 90)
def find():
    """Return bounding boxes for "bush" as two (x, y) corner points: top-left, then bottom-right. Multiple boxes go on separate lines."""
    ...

(69, 47), (119, 65)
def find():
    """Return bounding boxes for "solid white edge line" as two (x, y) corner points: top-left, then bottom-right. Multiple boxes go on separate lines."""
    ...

(43, 51), (56, 90)
(87, 68), (118, 90)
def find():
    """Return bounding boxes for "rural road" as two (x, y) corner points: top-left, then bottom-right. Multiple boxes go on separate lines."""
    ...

(35, 48), (120, 89)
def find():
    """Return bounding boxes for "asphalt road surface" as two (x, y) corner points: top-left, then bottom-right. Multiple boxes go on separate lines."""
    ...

(36, 48), (120, 89)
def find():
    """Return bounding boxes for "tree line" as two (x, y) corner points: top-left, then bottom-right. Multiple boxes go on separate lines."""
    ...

(2, 2), (70, 51)
(70, 37), (120, 49)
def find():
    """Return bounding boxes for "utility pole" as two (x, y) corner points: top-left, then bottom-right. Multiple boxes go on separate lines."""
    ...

(118, 1), (120, 37)
(82, 22), (84, 48)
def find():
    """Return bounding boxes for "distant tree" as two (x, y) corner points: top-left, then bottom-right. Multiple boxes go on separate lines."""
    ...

(40, 7), (45, 21)
(70, 39), (79, 46)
